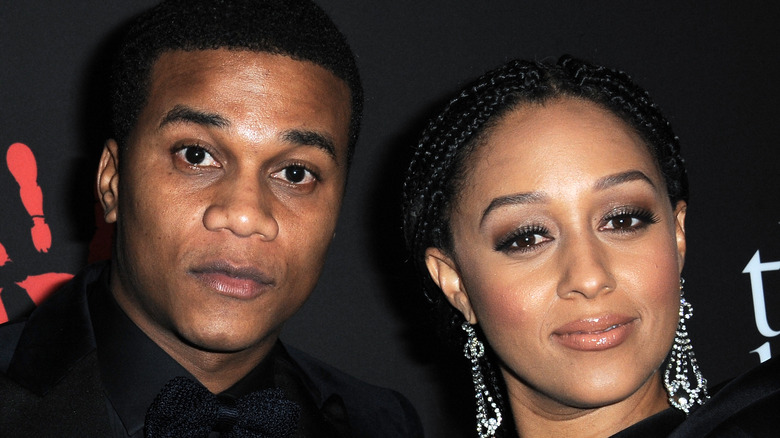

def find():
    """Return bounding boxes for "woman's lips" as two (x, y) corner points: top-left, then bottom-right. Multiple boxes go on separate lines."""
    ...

(552, 316), (637, 351)
(190, 262), (275, 300)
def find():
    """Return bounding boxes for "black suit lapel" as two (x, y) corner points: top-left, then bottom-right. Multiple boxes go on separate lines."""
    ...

(0, 351), (112, 436)
(1, 263), (112, 435)
(6, 263), (102, 395)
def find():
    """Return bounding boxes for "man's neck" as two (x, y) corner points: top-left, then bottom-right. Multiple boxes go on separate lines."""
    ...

(108, 276), (278, 394)
(147, 328), (277, 393)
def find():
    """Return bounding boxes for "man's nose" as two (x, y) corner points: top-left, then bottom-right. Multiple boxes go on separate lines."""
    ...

(202, 174), (279, 240)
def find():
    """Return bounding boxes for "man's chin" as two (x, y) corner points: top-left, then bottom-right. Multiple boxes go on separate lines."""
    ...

(176, 326), (277, 355)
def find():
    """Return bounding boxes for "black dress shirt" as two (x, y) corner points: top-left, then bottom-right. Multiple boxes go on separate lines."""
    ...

(87, 268), (349, 438)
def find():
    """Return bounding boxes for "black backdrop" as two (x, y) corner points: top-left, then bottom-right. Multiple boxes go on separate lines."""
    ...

(2, 2), (779, 436)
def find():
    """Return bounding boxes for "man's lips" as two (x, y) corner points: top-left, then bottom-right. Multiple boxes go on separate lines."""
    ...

(552, 315), (637, 351)
(190, 261), (275, 300)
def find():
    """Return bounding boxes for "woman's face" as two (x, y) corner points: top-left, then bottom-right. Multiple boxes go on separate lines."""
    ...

(426, 98), (686, 413)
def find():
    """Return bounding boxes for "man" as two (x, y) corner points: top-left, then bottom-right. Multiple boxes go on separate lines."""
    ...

(0, 0), (423, 436)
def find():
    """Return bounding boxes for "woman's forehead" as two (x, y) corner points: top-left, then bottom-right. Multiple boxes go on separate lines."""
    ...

(456, 98), (664, 202)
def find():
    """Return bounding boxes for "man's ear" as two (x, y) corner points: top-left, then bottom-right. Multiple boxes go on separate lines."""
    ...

(97, 139), (120, 224)
(674, 201), (687, 273)
(424, 247), (477, 324)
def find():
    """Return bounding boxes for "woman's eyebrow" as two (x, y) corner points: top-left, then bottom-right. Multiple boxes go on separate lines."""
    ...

(479, 170), (656, 226)
(593, 170), (656, 192)
(481, 191), (547, 226)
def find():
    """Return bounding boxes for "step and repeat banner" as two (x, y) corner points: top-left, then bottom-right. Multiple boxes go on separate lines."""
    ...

(2, 2), (778, 436)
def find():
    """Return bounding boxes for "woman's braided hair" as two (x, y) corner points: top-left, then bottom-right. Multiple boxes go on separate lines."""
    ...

(401, 55), (688, 436)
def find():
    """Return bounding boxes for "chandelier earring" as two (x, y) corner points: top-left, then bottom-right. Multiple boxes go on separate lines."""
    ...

(462, 322), (502, 438)
(664, 277), (710, 414)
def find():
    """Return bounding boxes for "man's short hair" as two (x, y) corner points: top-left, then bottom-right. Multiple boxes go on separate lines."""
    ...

(111, 0), (363, 163)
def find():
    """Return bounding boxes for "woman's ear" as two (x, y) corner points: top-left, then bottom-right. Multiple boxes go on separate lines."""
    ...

(674, 201), (687, 273)
(425, 247), (477, 324)
(97, 139), (120, 224)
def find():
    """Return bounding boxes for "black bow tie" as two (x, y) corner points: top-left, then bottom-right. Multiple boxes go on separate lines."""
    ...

(144, 376), (300, 438)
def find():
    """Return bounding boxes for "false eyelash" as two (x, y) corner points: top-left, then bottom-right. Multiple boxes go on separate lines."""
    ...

(494, 224), (550, 252)
(603, 206), (659, 231)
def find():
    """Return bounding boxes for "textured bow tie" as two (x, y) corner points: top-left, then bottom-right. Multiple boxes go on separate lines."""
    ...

(144, 376), (300, 438)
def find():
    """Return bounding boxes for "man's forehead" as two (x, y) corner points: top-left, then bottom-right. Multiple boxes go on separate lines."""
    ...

(149, 49), (350, 91)
(147, 49), (350, 112)
(136, 49), (352, 159)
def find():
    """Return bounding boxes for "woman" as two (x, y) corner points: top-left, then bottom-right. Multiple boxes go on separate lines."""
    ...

(401, 56), (779, 437)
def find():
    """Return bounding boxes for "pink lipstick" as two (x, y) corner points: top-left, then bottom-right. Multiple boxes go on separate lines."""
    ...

(552, 315), (636, 351)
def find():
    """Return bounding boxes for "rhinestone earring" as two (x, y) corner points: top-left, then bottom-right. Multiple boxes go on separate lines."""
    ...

(462, 322), (502, 437)
(664, 278), (710, 414)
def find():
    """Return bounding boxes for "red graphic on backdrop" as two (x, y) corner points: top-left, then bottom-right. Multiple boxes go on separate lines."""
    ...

(0, 242), (10, 266)
(16, 272), (75, 305)
(1, 143), (73, 323)
(7, 142), (52, 252)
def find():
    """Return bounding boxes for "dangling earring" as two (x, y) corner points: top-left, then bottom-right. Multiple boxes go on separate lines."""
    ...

(664, 278), (710, 414)
(462, 322), (502, 438)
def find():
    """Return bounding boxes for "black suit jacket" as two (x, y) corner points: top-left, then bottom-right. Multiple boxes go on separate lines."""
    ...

(0, 264), (423, 437)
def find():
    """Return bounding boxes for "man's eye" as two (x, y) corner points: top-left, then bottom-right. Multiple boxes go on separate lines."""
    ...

(273, 165), (317, 185)
(176, 146), (218, 167)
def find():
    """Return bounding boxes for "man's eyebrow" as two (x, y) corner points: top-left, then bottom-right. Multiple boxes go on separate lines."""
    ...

(594, 170), (656, 192)
(481, 192), (547, 226)
(159, 105), (230, 129)
(282, 129), (337, 161)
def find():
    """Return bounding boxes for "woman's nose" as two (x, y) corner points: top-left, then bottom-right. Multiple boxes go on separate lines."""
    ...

(556, 235), (616, 300)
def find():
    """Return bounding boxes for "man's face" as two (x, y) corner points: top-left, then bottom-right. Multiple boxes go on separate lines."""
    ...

(98, 49), (351, 355)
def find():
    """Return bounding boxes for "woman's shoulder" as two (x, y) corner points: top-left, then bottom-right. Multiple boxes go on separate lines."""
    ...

(669, 356), (780, 437)
(613, 357), (780, 437)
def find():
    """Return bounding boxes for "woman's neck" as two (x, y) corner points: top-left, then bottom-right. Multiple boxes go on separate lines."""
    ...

(508, 373), (671, 438)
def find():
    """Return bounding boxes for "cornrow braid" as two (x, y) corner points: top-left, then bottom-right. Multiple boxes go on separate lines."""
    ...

(401, 55), (687, 437)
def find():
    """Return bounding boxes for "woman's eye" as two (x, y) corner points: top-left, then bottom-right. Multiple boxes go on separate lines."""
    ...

(272, 165), (317, 185)
(513, 233), (546, 248)
(601, 208), (658, 232)
(176, 146), (218, 167)
(605, 214), (641, 230)
(495, 227), (551, 253)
